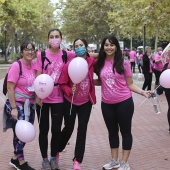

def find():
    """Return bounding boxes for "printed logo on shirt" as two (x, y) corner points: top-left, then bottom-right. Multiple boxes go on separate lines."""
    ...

(47, 61), (63, 82)
(102, 68), (117, 95)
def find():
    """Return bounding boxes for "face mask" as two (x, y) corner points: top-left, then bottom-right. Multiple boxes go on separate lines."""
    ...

(158, 51), (162, 55)
(75, 46), (87, 57)
(49, 39), (61, 48)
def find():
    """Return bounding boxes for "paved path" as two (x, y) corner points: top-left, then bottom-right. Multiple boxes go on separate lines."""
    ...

(0, 69), (170, 169)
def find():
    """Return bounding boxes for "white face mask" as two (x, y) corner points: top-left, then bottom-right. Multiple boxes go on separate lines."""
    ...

(49, 39), (61, 48)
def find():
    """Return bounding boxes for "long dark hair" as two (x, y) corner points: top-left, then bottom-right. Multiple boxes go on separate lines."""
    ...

(73, 38), (90, 57)
(95, 35), (124, 77)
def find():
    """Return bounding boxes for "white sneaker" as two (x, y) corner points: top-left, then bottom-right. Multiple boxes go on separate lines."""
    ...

(103, 159), (120, 170)
(118, 162), (130, 170)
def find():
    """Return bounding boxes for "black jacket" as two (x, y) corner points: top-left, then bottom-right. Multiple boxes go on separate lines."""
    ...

(142, 53), (151, 74)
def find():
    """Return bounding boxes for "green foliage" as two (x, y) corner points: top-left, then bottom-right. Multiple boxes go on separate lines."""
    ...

(10, 53), (20, 62)
(0, 0), (169, 51)
(55, 0), (170, 47)
(0, 0), (57, 47)
(57, 0), (111, 44)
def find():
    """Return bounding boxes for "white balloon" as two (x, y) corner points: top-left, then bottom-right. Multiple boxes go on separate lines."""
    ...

(68, 57), (88, 84)
(34, 74), (54, 99)
(159, 69), (170, 88)
(15, 120), (36, 143)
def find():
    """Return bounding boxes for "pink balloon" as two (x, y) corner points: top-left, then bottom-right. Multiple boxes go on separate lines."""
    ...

(15, 120), (36, 143)
(68, 57), (88, 84)
(34, 74), (54, 99)
(159, 69), (170, 88)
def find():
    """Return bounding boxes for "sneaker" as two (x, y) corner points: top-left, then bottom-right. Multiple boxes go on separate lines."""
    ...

(42, 159), (51, 170)
(73, 160), (81, 170)
(118, 162), (130, 170)
(50, 158), (60, 170)
(19, 162), (35, 170)
(9, 158), (20, 170)
(103, 158), (120, 170)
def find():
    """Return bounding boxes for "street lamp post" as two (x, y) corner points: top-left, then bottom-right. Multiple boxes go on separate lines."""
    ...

(15, 30), (18, 53)
(3, 24), (7, 63)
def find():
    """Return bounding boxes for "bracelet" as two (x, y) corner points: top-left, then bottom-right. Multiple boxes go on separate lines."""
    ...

(12, 107), (17, 110)
(140, 90), (144, 96)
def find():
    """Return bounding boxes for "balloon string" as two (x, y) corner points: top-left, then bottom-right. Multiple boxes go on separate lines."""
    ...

(0, 95), (12, 111)
(70, 93), (74, 115)
(153, 84), (160, 92)
(139, 85), (161, 106)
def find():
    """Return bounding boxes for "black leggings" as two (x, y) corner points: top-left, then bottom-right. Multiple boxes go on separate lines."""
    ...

(36, 103), (63, 158)
(138, 63), (143, 73)
(142, 72), (152, 90)
(164, 89), (170, 130)
(58, 98), (92, 163)
(101, 97), (134, 150)
(153, 69), (161, 85)
(130, 62), (135, 73)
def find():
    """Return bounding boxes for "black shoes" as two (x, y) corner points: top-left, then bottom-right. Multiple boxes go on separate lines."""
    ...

(10, 159), (35, 170)
(19, 162), (35, 170)
(10, 158), (20, 170)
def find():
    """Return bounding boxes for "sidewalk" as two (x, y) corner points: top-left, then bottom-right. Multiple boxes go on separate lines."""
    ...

(0, 73), (170, 169)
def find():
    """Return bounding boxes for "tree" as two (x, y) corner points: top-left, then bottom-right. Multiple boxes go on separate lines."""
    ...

(0, 0), (57, 59)
(56, 0), (112, 48)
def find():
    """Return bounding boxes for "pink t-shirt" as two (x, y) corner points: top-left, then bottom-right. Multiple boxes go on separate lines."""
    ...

(129, 51), (136, 62)
(139, 54), (143, 60)
(35, 49), (75, 103)
(153, 54), (163, 72)
(100, 60), (132, 104)
(64, 74), (90, 106)
(7, 59), (36, 103)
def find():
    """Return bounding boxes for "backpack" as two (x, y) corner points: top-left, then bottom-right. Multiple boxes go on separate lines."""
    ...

(41, 50), (67, 86)
(41, 50), (67, 70)
(3, 60), (22, 96)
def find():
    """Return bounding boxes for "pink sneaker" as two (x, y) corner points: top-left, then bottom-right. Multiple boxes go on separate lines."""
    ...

(73, 160), (81, 170)
(56, 152), (59, 164)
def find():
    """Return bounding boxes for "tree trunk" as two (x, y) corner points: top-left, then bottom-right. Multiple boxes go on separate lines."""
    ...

(155, 25), (159, 52)
(130, 36), (133, 50)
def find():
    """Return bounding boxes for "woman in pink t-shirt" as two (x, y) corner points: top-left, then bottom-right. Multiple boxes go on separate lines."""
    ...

(35, 28), (76, 170)
(5, 42), (36, 170)
(129, 47), (136, 73)
(58, 38), (96, 170)
(95, 35), (152, 170)
(153, 47), (163, 90)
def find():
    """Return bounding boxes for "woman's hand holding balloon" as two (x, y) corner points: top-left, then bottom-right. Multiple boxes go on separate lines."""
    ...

(11, 108), (18, 120)
(142, 90), (153, 98)
(36, 96), (42, 107)
(72, 84), (77, 94)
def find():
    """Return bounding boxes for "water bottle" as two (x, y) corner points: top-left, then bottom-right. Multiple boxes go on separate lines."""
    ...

(151, 93), (161, 114)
